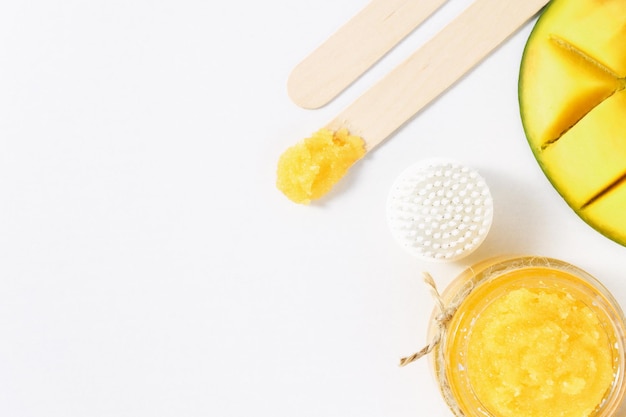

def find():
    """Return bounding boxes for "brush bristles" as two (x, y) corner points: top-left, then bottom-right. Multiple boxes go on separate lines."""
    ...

(387, 159), (493, 262)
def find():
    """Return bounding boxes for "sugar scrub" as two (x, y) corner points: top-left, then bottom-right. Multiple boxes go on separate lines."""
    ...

(428, 257), (626, 417)
(467, 287), (613, 417)
(276, 128), (365, 204)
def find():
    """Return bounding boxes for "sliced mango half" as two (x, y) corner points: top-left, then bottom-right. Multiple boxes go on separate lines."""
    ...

(519, 0), (626, 245)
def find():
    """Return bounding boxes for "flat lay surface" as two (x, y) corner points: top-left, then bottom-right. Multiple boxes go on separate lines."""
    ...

(1, 1), (625, 416)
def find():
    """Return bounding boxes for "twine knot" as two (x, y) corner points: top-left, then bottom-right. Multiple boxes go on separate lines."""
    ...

(399, 272), (454, 367)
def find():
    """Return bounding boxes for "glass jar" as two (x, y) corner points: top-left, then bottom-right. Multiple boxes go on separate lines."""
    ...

(428, 256), (626, 417)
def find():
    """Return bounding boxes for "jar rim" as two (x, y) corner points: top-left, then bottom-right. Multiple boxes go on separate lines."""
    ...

(431, 256), (626, 417)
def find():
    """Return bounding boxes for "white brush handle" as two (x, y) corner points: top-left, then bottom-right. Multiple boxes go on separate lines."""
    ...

(326, 0), (550, 150)
(287, 0), (448, 109)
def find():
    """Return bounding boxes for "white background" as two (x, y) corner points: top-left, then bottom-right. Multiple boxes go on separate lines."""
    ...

(1, 1), (624, 416)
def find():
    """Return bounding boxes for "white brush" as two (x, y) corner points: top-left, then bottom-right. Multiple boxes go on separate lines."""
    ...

(387, 159), (493, 262)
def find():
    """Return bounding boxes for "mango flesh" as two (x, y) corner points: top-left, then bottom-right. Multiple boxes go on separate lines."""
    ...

(519, 0), (626, 245)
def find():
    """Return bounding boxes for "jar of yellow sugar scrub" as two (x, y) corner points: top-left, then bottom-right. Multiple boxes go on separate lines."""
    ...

(418, 256), (626, 417)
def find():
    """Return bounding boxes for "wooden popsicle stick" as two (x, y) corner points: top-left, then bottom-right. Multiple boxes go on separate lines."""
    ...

(287, 0), (449, 109)
(326, 0), (550, 150)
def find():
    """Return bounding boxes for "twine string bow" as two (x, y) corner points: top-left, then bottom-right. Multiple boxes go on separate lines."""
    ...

(399, 272), (457, 367)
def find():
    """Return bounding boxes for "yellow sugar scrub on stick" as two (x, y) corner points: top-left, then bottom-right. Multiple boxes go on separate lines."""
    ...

(276, 128), (365, 204)
(400, 256), (626, 417)
(276, 0), (548, 204)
